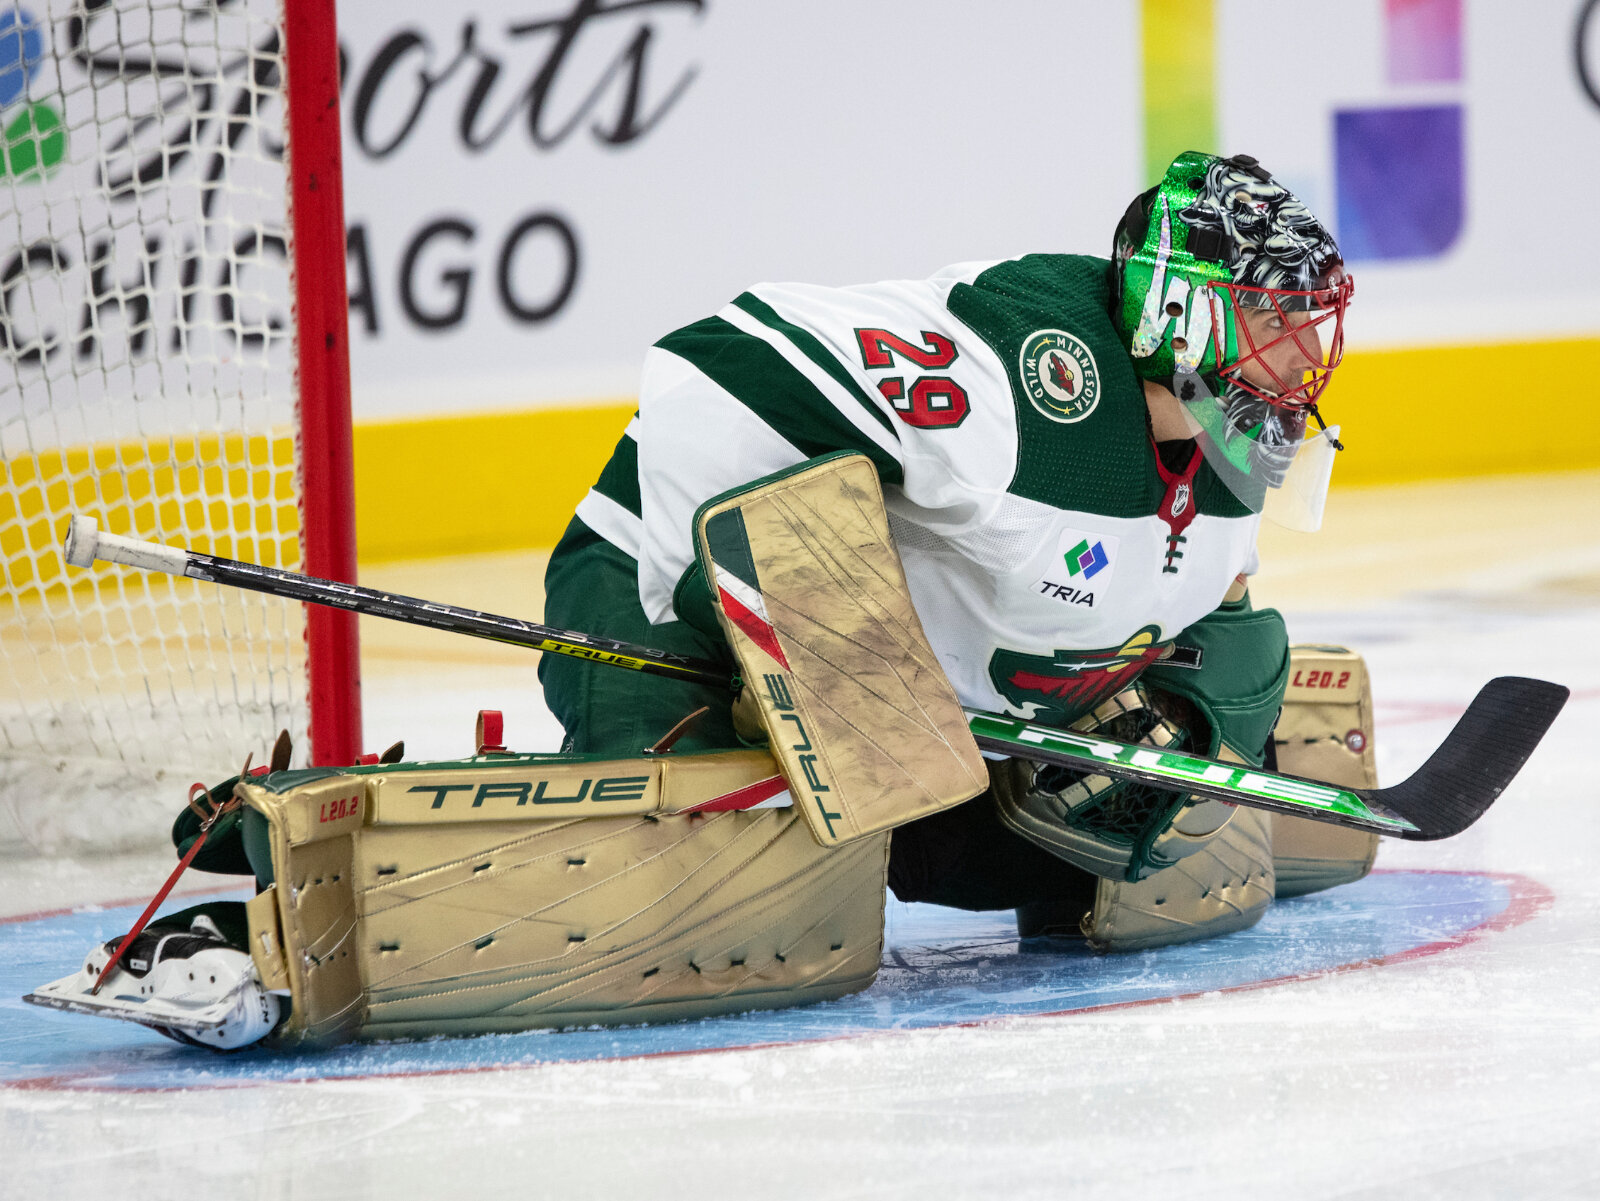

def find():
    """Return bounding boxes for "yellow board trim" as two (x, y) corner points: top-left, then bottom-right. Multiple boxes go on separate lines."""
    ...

(350, 336), (1598, 554)
(353, 402), (634, 561)
(7, 339), (1598, 577)
(1326, 335), (1600, 484)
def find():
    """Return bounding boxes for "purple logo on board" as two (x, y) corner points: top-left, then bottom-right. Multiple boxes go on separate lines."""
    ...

(1335, 0), (1465, 262)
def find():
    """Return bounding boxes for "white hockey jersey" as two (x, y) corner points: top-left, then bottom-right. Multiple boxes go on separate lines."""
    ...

(574, 254), (1261, 724)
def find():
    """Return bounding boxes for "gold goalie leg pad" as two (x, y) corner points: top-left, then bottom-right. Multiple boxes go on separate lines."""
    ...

(1272, 645), (1381, 899)
(240, 749), (889, 1046)
(694, 452), (989, 846)
(356, 810), (886, 1038)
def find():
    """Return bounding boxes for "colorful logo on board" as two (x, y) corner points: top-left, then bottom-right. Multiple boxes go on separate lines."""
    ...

(1141, 0), (1465, 264)
(1333, 0), (1464, 261)
(0, 6), (65, 179)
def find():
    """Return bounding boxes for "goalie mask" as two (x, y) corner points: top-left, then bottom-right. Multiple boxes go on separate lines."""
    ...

(1113, 151), (1354, 530)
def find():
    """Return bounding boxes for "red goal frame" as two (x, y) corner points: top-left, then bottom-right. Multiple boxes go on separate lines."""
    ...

(284, 0), (361, 768)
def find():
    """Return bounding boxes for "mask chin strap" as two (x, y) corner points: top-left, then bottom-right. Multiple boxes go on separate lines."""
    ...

(1206, 366), (1346, 456)
(1306, 403), (1344, 452)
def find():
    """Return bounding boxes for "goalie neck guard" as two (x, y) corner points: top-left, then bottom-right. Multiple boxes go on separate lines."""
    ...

(1113, 151), (1354, 530)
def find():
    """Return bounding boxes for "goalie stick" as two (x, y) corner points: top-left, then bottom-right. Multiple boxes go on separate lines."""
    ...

(64, 515), (1567, 842)
(965, 681), (1566, 841)
(64, 516), (733, 688)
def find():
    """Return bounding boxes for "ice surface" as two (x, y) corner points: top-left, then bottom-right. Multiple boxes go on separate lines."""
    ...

(3, 474), (1598, 1200)
(0, 871), (1533, 1089)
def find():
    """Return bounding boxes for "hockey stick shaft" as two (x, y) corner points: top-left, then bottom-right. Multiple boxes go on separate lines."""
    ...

(967, 712), (1415, 836)
(66, 517), (1566, 841)
(966, 672), (1568, 841)
(63, 516), (734, 689)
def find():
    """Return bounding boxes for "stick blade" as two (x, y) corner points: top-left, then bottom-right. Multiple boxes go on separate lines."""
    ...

(1380, 676), (1569, 840)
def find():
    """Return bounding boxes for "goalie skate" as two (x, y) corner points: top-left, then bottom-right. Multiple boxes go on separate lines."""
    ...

(24, 916), (282, 1052)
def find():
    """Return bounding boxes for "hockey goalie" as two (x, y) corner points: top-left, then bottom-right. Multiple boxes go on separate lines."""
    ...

(28, 152), (1559, 1051)
(540, 152), (1376, 946)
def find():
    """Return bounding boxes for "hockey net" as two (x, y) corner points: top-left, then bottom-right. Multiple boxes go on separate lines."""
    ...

(0, 0), (356, 856)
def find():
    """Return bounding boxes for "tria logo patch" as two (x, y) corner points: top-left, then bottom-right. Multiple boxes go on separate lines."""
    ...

(1037, 580), (1096, 607)
(1037, 527), (1119, 601)
(1019, 329), (1100, 423)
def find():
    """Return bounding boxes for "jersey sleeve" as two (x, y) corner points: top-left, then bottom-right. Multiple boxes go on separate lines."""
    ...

(634, 269), (1005, 623)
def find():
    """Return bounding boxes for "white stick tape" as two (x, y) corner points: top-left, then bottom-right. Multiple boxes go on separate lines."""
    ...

(65, 514), (192, 577)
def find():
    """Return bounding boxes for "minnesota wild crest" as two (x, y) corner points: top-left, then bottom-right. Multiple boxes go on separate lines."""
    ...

(988, 626), (1168, 724)
(1020, 329), (1100, 423)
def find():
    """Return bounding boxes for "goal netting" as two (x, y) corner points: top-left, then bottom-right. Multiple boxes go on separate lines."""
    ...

(0, 0), (355, 857)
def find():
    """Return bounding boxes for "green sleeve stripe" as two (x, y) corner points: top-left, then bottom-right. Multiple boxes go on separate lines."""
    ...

(591, 421), (642, 516)
(655, 316), (904, 485)
(729, 292), (899, 441)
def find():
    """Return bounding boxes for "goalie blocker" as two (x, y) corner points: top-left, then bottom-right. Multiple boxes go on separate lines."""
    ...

(691, 452), (990, 845)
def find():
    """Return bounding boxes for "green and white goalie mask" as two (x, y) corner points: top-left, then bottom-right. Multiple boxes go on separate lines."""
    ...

(1114, 151), (1354, 531)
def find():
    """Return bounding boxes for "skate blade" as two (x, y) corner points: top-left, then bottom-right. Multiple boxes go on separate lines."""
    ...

(24, 970), (240, 1041)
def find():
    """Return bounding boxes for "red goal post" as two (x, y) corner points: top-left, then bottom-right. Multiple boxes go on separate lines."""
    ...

(286, 0), (361, 775)
(0, 0), (360, 855)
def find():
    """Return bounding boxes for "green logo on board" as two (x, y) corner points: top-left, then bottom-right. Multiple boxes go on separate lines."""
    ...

(1019, 329), (1100, 424)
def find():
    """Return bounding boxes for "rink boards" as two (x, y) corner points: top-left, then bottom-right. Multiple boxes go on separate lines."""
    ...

(0, 869), (1546, 1093)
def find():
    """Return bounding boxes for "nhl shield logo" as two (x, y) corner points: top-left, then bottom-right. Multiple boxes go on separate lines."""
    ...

(1020, 330), (1101, 423)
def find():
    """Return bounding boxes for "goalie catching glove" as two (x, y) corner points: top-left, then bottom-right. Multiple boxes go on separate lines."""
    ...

(991, 682), (1240, 882)
(993, 595), (1291, 884)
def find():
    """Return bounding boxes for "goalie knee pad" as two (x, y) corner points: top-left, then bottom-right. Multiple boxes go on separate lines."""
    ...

(1270, 644), (1381, 897)
(1077, 805), (1275, 951)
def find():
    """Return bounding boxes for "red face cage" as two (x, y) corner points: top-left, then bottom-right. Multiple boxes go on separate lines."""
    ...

(1214, 274), (1355, 411)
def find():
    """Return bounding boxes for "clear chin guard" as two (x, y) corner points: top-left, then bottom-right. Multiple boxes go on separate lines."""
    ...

(1173, 370), (1340, 533)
